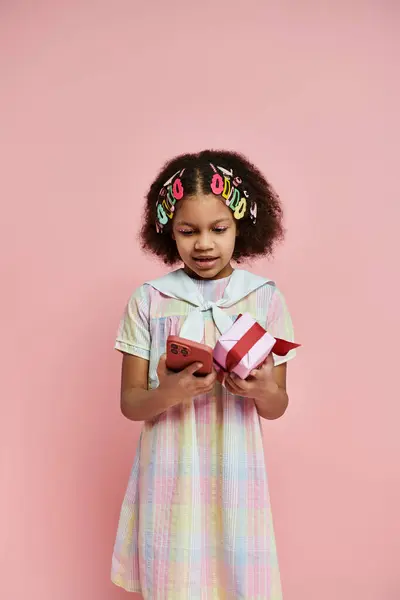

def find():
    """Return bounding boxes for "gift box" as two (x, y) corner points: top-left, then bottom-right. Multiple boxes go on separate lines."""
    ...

(213, 313), (300, 380)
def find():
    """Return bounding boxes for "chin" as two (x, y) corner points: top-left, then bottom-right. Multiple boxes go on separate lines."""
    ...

(185, 260), (233, 280)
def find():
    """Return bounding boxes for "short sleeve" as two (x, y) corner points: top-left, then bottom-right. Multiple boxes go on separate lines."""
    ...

(115, 285), (151, 360)
(267, 287), (296, 366)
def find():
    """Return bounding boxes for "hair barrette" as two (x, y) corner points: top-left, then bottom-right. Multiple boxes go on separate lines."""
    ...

(155, 164), (257, 232)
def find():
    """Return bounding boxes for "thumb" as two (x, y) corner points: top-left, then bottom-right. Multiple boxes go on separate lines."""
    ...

(157, 353), (168, 373)
(265, 353), (274, 367)
(181, 361), (203, 377)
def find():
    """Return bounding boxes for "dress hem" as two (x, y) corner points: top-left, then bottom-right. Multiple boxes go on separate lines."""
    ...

(111, 576), (142, 595)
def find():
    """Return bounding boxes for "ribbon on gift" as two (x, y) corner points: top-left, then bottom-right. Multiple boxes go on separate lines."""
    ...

(272, 337), (300, 356)
(213, 314), (300, 379)
(225, 320), (266, 372)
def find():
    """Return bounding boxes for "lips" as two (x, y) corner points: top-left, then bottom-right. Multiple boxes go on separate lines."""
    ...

(192, 256), (219, 269)
(193, 256), (218, 261)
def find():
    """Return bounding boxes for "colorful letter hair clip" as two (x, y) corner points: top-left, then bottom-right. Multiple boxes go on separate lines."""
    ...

(155, 169), (185, 231)
(155, 164), (257, 233)
(209, 163), (257, 224)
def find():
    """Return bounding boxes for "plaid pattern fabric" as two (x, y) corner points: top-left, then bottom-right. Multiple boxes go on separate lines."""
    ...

(111, 272), (295, 599)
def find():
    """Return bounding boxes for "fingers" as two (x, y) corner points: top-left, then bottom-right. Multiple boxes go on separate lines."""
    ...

(224, 378), (242, 396)
(192, 369), (218, 394)
(202, 369), (218, 386)
(224, 376), (245, 396)
(248, 368), (261, 379)
(225, 371), (263, 398)
(182, 361), (204, 377)
(229, 373), (252, 391)
(249, 354), (274, 378)
(203, 372), (218, 393)
(180, 366), (218, 395)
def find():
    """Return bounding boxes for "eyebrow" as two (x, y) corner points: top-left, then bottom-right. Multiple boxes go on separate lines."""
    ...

(175, 218), (230, 227)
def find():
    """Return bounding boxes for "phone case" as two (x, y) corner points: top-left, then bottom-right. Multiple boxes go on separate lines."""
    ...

(166, 336), (213, 376)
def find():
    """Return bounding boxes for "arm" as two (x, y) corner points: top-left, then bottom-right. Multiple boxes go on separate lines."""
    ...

(116, 285), (173, 421)
(253, 362), (288, 420)
(120, 353), (217, 422)
(254, 286), (296, 419)
(120, 354), (171, 422)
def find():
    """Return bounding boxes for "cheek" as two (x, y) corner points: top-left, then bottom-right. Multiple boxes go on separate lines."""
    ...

(224, 229), (237, 250)
(174, 236), (191, 255)
(223, 222), (237, 243)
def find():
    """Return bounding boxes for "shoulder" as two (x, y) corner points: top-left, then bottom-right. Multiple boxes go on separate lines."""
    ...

(233, 268), (275, 289)
(233, 268), (277, 297)
(126, 283), (151, 303)
(239, 272), (292, 317)
(125, 280), (175, 319)
(121, 283), (155, 320)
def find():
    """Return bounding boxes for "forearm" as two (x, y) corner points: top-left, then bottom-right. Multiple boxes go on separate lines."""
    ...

(254, 381), (289, 420)
(121, 386), (176, 422)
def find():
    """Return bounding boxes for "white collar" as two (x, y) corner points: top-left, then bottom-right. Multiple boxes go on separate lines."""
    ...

(146, 268), (274, 341)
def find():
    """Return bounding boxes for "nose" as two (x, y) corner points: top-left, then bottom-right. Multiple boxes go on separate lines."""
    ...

(194, 231), (214, 251)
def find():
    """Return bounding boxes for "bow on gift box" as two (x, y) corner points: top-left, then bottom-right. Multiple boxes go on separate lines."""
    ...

(213, 313), (300, 382)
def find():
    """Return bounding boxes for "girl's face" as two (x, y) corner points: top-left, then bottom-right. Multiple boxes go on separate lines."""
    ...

(172, 194), (237, 280)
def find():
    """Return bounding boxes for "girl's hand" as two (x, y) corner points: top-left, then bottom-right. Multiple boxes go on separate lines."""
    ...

(224, 353), (278, 400)
(157, 354), (218, 406)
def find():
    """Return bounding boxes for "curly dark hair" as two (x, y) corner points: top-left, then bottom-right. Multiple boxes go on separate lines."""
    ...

(140, 149), (284, 265)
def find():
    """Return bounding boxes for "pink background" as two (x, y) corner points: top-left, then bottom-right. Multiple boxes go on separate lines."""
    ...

(1, 1), (400, 599)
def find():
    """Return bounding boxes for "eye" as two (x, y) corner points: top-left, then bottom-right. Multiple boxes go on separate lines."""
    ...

(214, 227), (228, 234)
(178, 229), (194, 236)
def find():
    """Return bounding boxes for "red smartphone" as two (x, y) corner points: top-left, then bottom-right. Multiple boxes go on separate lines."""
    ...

(166, 335), (213, 376)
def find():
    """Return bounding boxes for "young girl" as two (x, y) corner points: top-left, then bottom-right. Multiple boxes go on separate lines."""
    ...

(111, 150), (296, 600)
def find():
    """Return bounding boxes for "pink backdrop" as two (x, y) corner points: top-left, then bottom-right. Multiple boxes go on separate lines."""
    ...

(2, 1), (400, 599)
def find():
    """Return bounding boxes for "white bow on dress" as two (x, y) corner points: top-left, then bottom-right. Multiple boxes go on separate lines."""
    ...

(146, 268), (273, 342)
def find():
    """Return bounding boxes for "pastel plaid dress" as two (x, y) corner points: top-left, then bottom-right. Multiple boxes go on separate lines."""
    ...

(111, 269), (296, 600)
